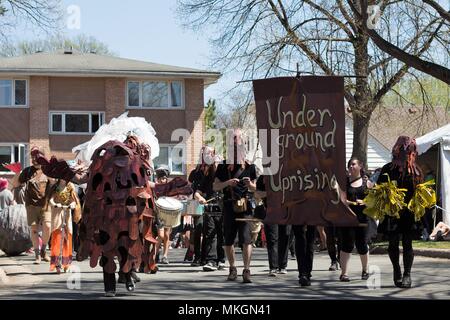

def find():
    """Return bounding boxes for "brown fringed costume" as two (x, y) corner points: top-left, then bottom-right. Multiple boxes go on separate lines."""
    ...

(78, 137), (159, 292)
(35, 135), (194, 295)
(36, 136), (159, 294)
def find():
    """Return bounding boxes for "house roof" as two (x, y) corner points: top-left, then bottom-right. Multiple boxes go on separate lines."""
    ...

(347, 105), (450, 151)
(0, 50), (221, 85)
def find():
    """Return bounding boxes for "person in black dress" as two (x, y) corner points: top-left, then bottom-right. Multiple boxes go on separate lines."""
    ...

(377, 136), (423, 288)
(339, 157), (373, 282)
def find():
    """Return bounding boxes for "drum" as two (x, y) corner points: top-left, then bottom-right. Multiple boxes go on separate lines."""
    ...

(186, 200), (204, 216)
(181, 200), (189, 216)
(155, 197), (183, 228)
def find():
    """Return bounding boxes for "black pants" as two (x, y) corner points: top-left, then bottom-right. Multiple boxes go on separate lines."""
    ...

(325, 226), (340, 263)
(292, 225), (315, 277)
(202, 213), (225, 264)
(102, 246), (130, 293)
(190, 216), (203, 261)
(223, 202), (252, 246)
(340, 226), (369, 255)
(388, 232), (414, 275)
(72, 220), (79, 252)
(288, 231), (295, 256)
(264, 224), (291, 270)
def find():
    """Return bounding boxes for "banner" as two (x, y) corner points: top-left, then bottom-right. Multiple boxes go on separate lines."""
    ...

(253, 76), (358, 226)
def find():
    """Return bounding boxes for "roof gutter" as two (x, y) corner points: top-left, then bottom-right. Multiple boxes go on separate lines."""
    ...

(0, 69), (222, 86)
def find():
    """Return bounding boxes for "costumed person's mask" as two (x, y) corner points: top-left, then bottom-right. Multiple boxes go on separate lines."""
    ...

(391, 135), (422, 182)
(226, 129), (246, 167)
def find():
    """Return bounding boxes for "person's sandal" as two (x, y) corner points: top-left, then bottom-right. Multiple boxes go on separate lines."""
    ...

(361, 271), (369, 280)
(227, 266), (237, 281)
(339, 274), (350, 282)
(41, 250), (50, 262)
(242, 269), (252, 283)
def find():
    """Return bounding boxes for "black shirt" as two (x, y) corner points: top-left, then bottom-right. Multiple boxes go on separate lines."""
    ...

(215, 161), (257, 201)
(188, 167), (215, 200)
(256, 175), (265, 192)
(377, 163), (420, 203)
(347, 177), (368, 223)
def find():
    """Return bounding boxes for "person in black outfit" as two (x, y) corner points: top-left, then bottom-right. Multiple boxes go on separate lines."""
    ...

(377, 136), (423, 288)
(325, 226), (340, 271)
(255, 175), (291, 276)
(292, 224), (316, 287)
(213, 129), (257, 283)
(339, 157), (373, 282)
(188, 146), (225, 270)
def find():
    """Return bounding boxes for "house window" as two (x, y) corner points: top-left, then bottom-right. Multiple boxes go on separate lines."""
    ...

(127, 80), (183, 108)
(49, 112), (105, 134)
(153, 145), (186, 175)
(0, 144), (27, 173)
(0, 79), (27, 107)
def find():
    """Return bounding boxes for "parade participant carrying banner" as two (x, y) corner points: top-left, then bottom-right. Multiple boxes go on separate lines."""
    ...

(253, 76), (358, 226)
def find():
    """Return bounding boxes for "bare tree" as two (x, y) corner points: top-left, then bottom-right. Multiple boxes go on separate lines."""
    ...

(177, 0), (449, 166)
(0, 0), (63, 41)
(0, 34), (115, 57)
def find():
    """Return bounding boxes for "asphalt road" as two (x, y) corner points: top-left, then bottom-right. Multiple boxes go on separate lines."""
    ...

(1, 247), (449, 300)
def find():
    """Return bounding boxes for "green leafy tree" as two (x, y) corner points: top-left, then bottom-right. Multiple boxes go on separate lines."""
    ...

(204, 98), (217, 131)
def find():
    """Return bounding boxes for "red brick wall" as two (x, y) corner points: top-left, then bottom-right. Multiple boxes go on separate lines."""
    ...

(29, 76), (50, 156)
(184, 79), (205, 175)
(0, 108), (29, 142)
(105, 78), (126, 121)
(49, 77), (106, 110)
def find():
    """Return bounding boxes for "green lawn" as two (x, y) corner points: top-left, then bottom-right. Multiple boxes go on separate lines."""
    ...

(372, 240), (450, 250)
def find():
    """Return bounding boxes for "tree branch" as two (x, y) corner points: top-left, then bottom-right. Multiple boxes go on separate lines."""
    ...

(422, 0), (450, 22)
(352, 0), (450, 84)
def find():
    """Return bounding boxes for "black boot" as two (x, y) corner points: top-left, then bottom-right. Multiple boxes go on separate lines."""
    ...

(118, 271), (126, 283)
(402, 243), (414, 289)
(131, 270), (141, 283)
(401, 272), (412, 288)
(124, 272), (135, 292)
(103, 272), (116, 297)
(388, 245), (402, 288)
(299, 274), (311, 287)
(392, 264), (402, 288)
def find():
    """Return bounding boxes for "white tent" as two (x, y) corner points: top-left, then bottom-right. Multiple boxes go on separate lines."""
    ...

(416, 123), (450, 224)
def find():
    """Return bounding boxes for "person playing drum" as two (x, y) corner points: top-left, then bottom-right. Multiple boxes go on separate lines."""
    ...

(188, 146), (225, 271)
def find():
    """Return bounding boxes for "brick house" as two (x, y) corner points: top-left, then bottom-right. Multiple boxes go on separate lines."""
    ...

(0, 50), (221, 179)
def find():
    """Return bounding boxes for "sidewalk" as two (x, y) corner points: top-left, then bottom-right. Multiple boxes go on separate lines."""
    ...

(1, 247), (450, 299)
(0, 250), (43, 287)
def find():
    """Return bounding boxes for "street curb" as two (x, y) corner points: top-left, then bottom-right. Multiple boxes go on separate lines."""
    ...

(370, 246), (450, 259)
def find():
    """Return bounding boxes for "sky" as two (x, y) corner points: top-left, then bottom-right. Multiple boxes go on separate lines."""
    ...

(33, 0), (234, 106)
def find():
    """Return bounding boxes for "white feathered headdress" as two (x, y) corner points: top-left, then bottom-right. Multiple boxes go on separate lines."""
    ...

(72, 112), (160, 164)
